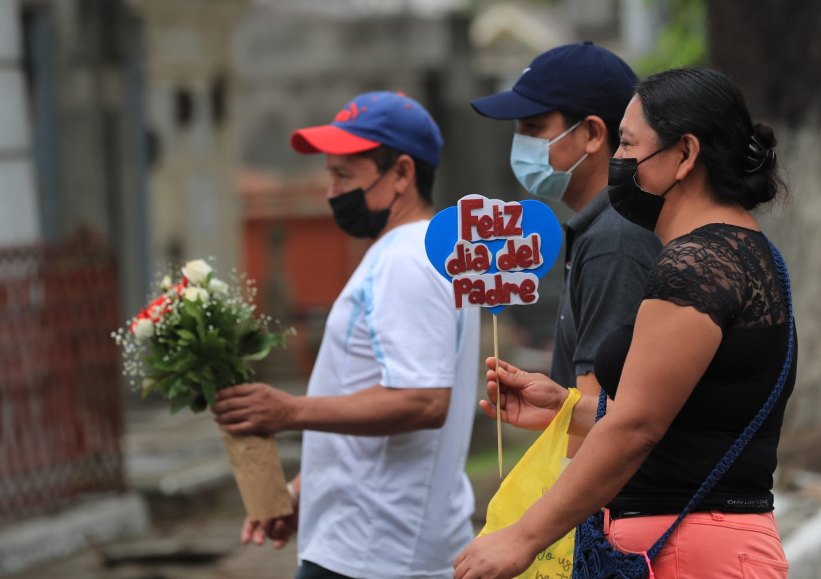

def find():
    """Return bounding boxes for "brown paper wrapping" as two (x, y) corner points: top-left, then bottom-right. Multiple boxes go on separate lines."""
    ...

(220, 430), (293, 520)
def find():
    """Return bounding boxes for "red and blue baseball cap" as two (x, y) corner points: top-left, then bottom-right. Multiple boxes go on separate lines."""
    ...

(290, 91), (444, 168)
(471, 41), (638, 126)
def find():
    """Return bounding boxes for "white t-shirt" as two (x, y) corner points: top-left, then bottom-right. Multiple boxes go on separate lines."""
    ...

(298, 220), (480, 579)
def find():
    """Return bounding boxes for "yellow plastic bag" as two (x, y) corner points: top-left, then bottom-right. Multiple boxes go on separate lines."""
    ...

(478, 387), (582, 579)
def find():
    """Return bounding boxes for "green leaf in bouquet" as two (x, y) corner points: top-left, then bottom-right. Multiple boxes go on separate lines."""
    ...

(177, 328), (198, 342)
(170, 397), (193, 415)
(144, 355), (173, 372)
(201, 333), (229, 358)
(156, 373), (178, 394)
(235, 318), (256, 340)
(182, 299), (207, 340)
(208, 312), (231, 337)
(185, 371), (201, 384)
(237, 329), (265, 357)
(201, 378), (216, 407)
(172, 355), (199, 374)
(204, 327), (224, 345)
(179, 311), (198, 333)
(211, 360), (242, 388)
(168, 378), (190, 399)
(149, 340), (166, 357)
(245, 346), (271, 361)
(148, 341), (175, 363)
(191, 394), (208, 413)
(244, 332), (288, 361)
(265, 332), (288, 349)
(231, 357), (250, 381)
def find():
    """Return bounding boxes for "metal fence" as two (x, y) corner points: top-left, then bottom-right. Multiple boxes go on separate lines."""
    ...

(0, 239), (124, 524)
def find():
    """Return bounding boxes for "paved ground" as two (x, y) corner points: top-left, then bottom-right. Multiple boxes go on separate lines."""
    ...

(7, 504), (301, 579)
(3, 385), (512, 579)
(4, 400), (301, 579)
(7, 381), (821, 579)
(7, 501), (493, 579)
(15, 478), (821, 579)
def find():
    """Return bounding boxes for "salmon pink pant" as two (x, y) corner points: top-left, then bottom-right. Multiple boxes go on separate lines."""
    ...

(604, 509), (789, 579)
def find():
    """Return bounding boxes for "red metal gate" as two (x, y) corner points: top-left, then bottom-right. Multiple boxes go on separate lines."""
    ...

(0, 240), (124, 524)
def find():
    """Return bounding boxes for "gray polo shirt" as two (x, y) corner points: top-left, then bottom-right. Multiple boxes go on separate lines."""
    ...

(550, 188), (662, 389)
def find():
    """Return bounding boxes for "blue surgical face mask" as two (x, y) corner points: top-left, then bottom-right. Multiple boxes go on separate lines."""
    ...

(510, 122), (588, 201)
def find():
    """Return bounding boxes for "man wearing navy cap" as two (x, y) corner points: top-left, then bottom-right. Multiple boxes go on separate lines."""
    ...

(214, 91), (480, 579)
(471, 42), (661, 456)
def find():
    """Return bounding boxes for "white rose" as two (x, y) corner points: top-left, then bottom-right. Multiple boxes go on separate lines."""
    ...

(208, 278), (229, 295)
(182, 259), (213, 285)
(184, 286), (210, 303)
(160, 275), (173, 291)
(133, 318), (155, 340)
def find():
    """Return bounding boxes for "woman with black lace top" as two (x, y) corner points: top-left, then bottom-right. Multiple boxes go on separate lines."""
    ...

(454, 67), (795, 579)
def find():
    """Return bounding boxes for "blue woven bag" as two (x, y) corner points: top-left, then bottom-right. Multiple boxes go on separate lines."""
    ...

(572, 240), (795, 579)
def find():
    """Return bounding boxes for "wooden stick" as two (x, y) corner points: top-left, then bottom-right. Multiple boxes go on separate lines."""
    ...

(494, 313), (502, 478)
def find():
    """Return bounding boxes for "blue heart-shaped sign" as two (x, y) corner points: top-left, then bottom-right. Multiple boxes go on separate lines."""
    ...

(425, 196), (562, 314)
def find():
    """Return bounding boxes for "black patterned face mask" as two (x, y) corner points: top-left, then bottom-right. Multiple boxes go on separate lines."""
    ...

(608, 148), (677, 233)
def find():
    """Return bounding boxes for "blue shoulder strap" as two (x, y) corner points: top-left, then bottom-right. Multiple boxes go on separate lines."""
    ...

(594, 238), (795, 561)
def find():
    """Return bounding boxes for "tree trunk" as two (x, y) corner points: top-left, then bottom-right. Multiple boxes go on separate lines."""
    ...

(708, 1), (821, 471)
(708, 0), (821, 125)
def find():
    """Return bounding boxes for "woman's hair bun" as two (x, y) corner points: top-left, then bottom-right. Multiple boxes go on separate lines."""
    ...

(753, 123), (776, 149)
(745, 123), (777, 176)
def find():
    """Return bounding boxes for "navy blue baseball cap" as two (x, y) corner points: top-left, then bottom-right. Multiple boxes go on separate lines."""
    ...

(471, 41), (638, 126)
(290, 91), (444, 168)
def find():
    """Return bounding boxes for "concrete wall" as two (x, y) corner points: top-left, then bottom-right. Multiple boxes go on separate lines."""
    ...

(129, 0), (246, 276)
(233, 5), (513, 209)
(0, 0), (40, 245)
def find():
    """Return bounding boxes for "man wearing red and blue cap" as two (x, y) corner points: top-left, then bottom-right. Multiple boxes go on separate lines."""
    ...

(471, 42), (661, 456)
(214, 92), (480, 579)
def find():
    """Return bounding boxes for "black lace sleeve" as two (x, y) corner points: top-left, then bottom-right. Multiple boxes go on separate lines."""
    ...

(643, 231), (746, 330)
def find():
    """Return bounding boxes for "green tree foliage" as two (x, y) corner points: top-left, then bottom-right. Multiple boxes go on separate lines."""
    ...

(636, 0), (707, 76)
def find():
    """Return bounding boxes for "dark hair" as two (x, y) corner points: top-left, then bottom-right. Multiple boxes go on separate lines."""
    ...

(635, 67), (787, 210)
(356, 146), (436, 205)
(560, 111), (621, 154)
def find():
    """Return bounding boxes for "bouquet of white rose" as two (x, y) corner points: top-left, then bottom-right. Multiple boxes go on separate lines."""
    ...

(114, 259), (296, 520)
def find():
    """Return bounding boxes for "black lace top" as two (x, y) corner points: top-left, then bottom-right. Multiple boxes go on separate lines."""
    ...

(595, 223), (797, 514)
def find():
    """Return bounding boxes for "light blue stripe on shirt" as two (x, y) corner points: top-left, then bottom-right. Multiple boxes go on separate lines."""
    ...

(343, 230), (400, 383)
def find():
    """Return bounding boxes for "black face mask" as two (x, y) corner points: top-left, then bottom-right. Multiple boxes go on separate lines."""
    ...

(328, 172), (397, 239)
(608, 147), (677, 232)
